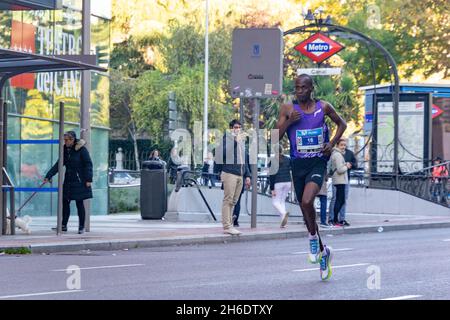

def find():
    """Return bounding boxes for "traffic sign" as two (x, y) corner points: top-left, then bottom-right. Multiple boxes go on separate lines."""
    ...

(294, 32), (344, 63)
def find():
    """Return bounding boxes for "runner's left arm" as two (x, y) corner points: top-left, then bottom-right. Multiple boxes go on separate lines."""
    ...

(323, 102), (347, 155)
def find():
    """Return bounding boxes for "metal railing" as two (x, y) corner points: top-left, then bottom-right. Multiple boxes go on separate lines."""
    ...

(1, 168), (15, 235)
(343, 161), (449, 207)
(174, 169), (217, 221)
(398, 161), (449, 207)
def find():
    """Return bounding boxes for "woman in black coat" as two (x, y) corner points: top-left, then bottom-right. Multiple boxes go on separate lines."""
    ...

(44, 131), (93, 234)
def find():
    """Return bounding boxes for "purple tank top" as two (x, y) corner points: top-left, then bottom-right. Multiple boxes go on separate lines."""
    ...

(287, 100), (329, 159)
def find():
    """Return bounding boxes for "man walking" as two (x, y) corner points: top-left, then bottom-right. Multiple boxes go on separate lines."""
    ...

(216, 120), (251, 235)
(276, 74), (347, 280)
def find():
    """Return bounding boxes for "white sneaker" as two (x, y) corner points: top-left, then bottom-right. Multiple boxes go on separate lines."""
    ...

(280, 212), (289, 228)
(320, 246), (333, 281)
(224, 227), (242, 235)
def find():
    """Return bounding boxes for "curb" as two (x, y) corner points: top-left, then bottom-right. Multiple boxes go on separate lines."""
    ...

(2, 221), (450, 254)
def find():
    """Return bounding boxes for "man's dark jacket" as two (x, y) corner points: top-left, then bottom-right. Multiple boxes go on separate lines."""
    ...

(215, 133), (251, 178)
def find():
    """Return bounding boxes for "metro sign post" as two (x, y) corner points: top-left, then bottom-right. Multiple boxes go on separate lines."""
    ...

(294, 32), (344, 64)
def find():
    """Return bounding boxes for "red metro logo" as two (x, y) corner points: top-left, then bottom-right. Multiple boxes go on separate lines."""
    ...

(432, 104), (444, 119)
(294, 33), (344, 64)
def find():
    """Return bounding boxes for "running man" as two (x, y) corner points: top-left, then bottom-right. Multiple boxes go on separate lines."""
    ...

(276, 74), (347, 280)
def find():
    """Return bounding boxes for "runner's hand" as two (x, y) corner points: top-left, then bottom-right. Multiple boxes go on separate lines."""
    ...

(271, 190), (276, 197)
(322, 142), (333, 156)
(288, 109), (301, 124)
(43, 178), (49, 184)
(86, 182), (92, 187)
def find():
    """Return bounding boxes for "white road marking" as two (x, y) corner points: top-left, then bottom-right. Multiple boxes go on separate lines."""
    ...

(0, 290), (83, 299)
(52, 264), (145, 272)
(443, 239), (450, 242)
(380, 295), (422, 300)
(293, 263), (369, 272)
(292, 248), (353, 255)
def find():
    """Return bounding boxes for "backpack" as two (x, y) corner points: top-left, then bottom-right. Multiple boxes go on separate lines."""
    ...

(327, 159), (336, 177)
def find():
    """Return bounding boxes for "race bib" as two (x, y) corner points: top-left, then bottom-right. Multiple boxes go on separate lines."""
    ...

(296, 127), (324, 152)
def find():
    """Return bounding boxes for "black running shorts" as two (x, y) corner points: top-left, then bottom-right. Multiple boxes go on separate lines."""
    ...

(291, 157), (327, 202)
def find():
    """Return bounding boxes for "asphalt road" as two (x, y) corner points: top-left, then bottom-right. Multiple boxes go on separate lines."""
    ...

(1, 227), (450, 300)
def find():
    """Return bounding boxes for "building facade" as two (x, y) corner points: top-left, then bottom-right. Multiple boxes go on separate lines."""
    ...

(0, 0), (110, 216)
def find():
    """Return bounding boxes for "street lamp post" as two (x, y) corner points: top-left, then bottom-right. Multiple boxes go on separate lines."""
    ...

(203, 0), (209, 161)
(81, 0), (91, 231)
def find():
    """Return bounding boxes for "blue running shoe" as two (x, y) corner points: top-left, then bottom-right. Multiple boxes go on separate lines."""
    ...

(320, 246), (333, 281)
(308, 236), (321, 264)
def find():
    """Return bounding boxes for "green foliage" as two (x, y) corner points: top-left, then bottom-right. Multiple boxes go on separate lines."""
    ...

(385, 0), (450, 78)
(110, 37), (154, 78)
(132, 64), (232, 143)
(1, 247), (32, 255)
(131, 69), (169, 143)
(109, 69), (137, 138)
(314, 74), (360, 128)
(159, 22), (205, 74)
(109, 186), (140, 213)
(111, 6), (235, 144)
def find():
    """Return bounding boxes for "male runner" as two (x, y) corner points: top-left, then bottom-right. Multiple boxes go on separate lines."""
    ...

(276, 74), (347, 280)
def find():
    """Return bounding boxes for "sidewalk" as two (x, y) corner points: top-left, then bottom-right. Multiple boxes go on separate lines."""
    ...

(1, 212), (450, 254)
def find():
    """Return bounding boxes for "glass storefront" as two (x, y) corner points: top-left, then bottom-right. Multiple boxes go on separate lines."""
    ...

(0, 2), (110, 216)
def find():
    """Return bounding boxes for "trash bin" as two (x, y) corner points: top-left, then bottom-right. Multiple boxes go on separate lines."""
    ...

(140, 160), (167, 219)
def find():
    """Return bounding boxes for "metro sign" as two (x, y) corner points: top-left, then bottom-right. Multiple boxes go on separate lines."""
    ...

(432, 104), (444, 119)
(294, 33), (344, 64)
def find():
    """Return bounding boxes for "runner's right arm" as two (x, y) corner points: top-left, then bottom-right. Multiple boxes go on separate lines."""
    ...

(276, 103), (300, 139)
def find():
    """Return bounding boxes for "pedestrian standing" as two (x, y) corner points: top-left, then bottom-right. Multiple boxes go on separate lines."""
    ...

(328, 141), (356, 226)
(45, 131), (93, 234)
(317, 173), (330, 228)
(202, 151), (217, 187)
(269, 146), (292, 228)
(431, 156), (449, 203)
(167, 147), (182, 184)
(215, 119), (251, 235)
(330, 139), (351, 226)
